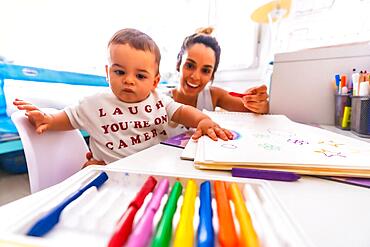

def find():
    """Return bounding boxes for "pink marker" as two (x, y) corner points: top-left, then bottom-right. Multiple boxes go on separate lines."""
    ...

(125, 179), (169, 247)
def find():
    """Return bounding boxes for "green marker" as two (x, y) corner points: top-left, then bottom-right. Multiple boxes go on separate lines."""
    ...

(151, 181), (183, 247)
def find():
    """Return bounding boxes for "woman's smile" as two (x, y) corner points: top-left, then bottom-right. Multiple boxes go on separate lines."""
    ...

(185, 80), (200, 89)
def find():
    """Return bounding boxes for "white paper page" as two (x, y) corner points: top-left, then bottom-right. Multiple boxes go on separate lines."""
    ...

(197, 111), (370, 169)
(181, 139), (198, 160)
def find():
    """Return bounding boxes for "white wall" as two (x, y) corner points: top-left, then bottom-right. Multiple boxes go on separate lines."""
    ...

(0, 0), (258, 81)
(275, 0), (370, 53)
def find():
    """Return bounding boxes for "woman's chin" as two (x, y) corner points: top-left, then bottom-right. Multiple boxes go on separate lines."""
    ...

(183, 85), (201, 95)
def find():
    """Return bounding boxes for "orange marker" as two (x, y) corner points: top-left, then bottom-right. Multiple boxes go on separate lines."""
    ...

(214, 181), (238, 247)
(228, 183), (260, 247)
(340, 75), (347, 88)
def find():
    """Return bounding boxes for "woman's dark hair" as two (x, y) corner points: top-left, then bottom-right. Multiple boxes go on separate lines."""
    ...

(176, 27), (221, 80)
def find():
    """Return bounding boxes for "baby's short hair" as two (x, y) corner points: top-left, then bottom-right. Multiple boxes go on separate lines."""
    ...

(108, 28), (161, 72)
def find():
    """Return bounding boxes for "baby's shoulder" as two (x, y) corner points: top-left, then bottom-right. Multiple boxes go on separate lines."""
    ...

(152, 90), (176, 104)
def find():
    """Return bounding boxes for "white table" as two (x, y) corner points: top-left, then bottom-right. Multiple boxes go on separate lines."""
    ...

(1, 131), (370, 246)
(107, 144), (370, 247)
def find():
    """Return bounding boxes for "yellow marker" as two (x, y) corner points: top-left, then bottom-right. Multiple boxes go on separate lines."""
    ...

(228, 183), (260, 247)
(341, 106), (351, 128)
(173, 179), (197, 247)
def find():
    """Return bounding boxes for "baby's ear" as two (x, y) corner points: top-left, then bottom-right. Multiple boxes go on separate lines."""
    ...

(152, 74), (161, 90)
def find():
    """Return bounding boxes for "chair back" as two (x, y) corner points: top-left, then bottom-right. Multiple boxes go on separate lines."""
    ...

(11, 109), (89, 193)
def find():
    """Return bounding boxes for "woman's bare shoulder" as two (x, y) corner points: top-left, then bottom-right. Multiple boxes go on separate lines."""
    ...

(209, 86), (228, 99)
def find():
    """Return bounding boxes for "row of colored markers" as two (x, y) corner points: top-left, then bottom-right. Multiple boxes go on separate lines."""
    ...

(109, 177), (259, 247)
(25, 172), (287, 246)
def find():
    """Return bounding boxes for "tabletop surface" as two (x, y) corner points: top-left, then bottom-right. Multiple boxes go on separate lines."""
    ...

(1, 128), (370, 247)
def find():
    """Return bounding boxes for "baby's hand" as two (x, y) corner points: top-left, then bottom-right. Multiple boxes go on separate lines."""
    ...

(13, 99), (52, 134)
(242, 85), (269, 114)
(13, 99), (40, 111)
(26, 111), (53, 134)
(82, 152), (107, 168)
(192, 118), (233, 141)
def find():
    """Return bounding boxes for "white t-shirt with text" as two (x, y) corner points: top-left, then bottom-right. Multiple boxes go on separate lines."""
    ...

(64, 91), (182, 164)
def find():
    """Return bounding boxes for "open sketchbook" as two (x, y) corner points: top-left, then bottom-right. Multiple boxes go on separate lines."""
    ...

(194, 111), (370, 177)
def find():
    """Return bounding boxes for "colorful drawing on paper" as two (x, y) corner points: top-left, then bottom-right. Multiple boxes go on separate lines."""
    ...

(258, 143), (281, 151)
(314, 149), (346, 158)
(267, 128), (296, 138)
(318, 140), (344, 148)
(287, 138), (309, 145)
(252, 133), (270, 139)
(230, 130), (241, 140)
(221, 143), (238, 149)
(161, 131), (194, 149)
(199, 111), (370, 169)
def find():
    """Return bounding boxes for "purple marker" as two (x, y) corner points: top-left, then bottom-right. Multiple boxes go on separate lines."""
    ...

(125, 179), (169, 247)
(232, 168), (300, 182)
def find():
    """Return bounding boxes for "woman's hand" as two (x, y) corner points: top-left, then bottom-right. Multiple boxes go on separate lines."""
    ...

(242, 85), (269, 114)
(192, 118), (234, 141)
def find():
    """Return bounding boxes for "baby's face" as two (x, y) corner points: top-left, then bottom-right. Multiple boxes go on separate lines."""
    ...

(106, 44), (160, 103)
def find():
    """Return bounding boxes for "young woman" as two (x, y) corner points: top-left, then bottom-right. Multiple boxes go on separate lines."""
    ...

(171, 27), (269, 114)
(166, 27), (269, 136)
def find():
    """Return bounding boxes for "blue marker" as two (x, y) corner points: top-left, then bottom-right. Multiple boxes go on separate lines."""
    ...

(197, 181), (214, 247)
(27, 171), (109, 237)
(335, 74), (341, 93)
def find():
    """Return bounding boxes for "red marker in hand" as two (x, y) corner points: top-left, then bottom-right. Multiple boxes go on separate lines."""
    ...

(229, 86), (261, 98)
(229, 92), (249, 98)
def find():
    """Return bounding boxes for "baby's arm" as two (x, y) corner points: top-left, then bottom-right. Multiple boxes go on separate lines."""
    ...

(13, 99), (74, 134)
(171, 105), (233, 141)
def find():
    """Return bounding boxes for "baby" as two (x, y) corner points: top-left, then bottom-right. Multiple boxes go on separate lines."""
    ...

(14, 28), (233, 165)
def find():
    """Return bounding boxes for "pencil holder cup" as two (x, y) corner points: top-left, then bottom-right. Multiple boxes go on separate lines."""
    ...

(335, 94), (351, 130)
(351, 96), (370, 138)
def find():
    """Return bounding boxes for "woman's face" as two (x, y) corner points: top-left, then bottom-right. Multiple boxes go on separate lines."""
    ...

(178, 43), (216, 96)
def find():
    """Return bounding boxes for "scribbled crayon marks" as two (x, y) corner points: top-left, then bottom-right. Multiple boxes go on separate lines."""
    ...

(314, 149), (346, 158)
(287, 138), (309, 145)
(318, 140), (344, 148)
(258, 143), (281, 151)
(267, 129), (296, 138)
(253, 133), (270, 139)
(221, 143), (238, 149)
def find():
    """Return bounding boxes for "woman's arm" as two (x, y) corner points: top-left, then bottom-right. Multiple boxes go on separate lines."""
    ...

(212, 85), (269, 113)
(212, 87), (249, 112)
